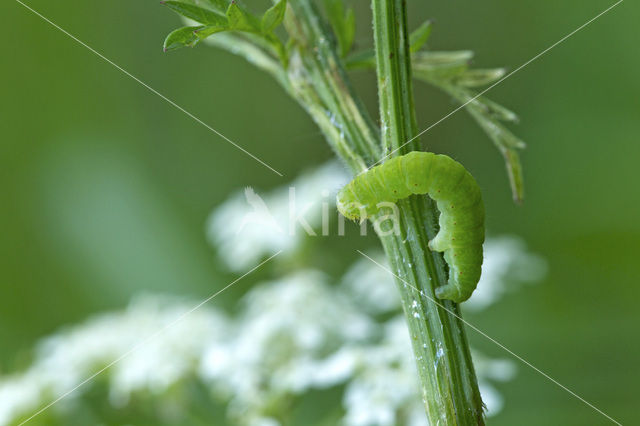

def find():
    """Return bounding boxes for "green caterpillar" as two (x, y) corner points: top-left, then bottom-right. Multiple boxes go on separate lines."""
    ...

(337, 151), (484, 302)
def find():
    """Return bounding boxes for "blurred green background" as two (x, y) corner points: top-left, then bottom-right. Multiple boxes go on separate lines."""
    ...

(1, 0), (638, 424)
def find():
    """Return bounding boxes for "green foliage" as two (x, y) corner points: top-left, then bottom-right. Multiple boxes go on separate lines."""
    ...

(323, 0), (356, 57)
(411, 50), (474, 79)
(411, 50), (525, 201)
(456, 68), (506, 88)
(262, 0), (287, 34)
(226, 2), (261, 33)
(163, 25), (203, 51)
(160, 1), (524, 201)
(193, 24), (228, 40)
(344, 38), (526, 202)
(409, 20), (432, 53)
(342, 48), (375, 69)
(161, 1), (227, 26)
(162, 0), (288, 64)
(202, 0), (229, 13)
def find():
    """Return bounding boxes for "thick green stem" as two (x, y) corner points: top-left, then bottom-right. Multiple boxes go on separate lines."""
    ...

(372, 0), (418, 154)
(372, 0), (484, 424)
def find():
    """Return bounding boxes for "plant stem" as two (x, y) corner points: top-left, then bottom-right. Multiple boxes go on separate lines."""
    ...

(209, 1), (485, 423)
(371, 0), (484, 423)
(372, 0), (419, 154)
(285, 1), (381, 170)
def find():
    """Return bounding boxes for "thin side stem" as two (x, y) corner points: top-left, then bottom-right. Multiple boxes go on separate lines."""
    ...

(285, 1), (381, 169)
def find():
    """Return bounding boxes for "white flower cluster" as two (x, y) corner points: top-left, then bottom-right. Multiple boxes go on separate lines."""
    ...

(0, 246), (543, 426)
(199, 271), (376, 424)
(0, 295), (229, 425)
(207, 162), (350, 271)
(0, 162), (547, 425)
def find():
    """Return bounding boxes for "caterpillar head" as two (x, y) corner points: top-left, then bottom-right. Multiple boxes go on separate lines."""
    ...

(336, 190), (364, 221)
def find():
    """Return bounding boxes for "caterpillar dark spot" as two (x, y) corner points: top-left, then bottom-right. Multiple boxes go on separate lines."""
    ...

(337, 151), (485, 302)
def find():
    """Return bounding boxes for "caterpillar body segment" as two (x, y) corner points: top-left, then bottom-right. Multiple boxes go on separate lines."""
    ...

(336, 151), (485, 302)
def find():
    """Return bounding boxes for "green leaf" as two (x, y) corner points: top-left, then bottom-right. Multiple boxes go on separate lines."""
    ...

(193, 24), (228, 40)
(161, 1), (227, 26)
(459, 94), (526, 201)
(409, 72), (526, 202)
(323, 0), (343, 32)
(203, 0), (229, 13)
(411, 51), (472, 80)
(409, 20), (432, 53)
(345, 49), (375, 69)
(163, 26), (203, 51)
(504, 148), (525, 203)
(261, 0), (287, 34)
(412, 50), (473, 68)
(487, 118), (526, 149)
(476, 96), (519, 122)
(342, 7), (355, 55)
(324, 0), (355, 57)
(456, 68), (506, 87)
(177, 0), (228, 12)
(464, 96), (525, 149)
(500, 126), (526, 150)
(226, 2), (261, 33)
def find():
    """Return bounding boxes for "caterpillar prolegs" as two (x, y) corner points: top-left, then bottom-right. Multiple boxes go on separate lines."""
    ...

(337, 151), (485, 302)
